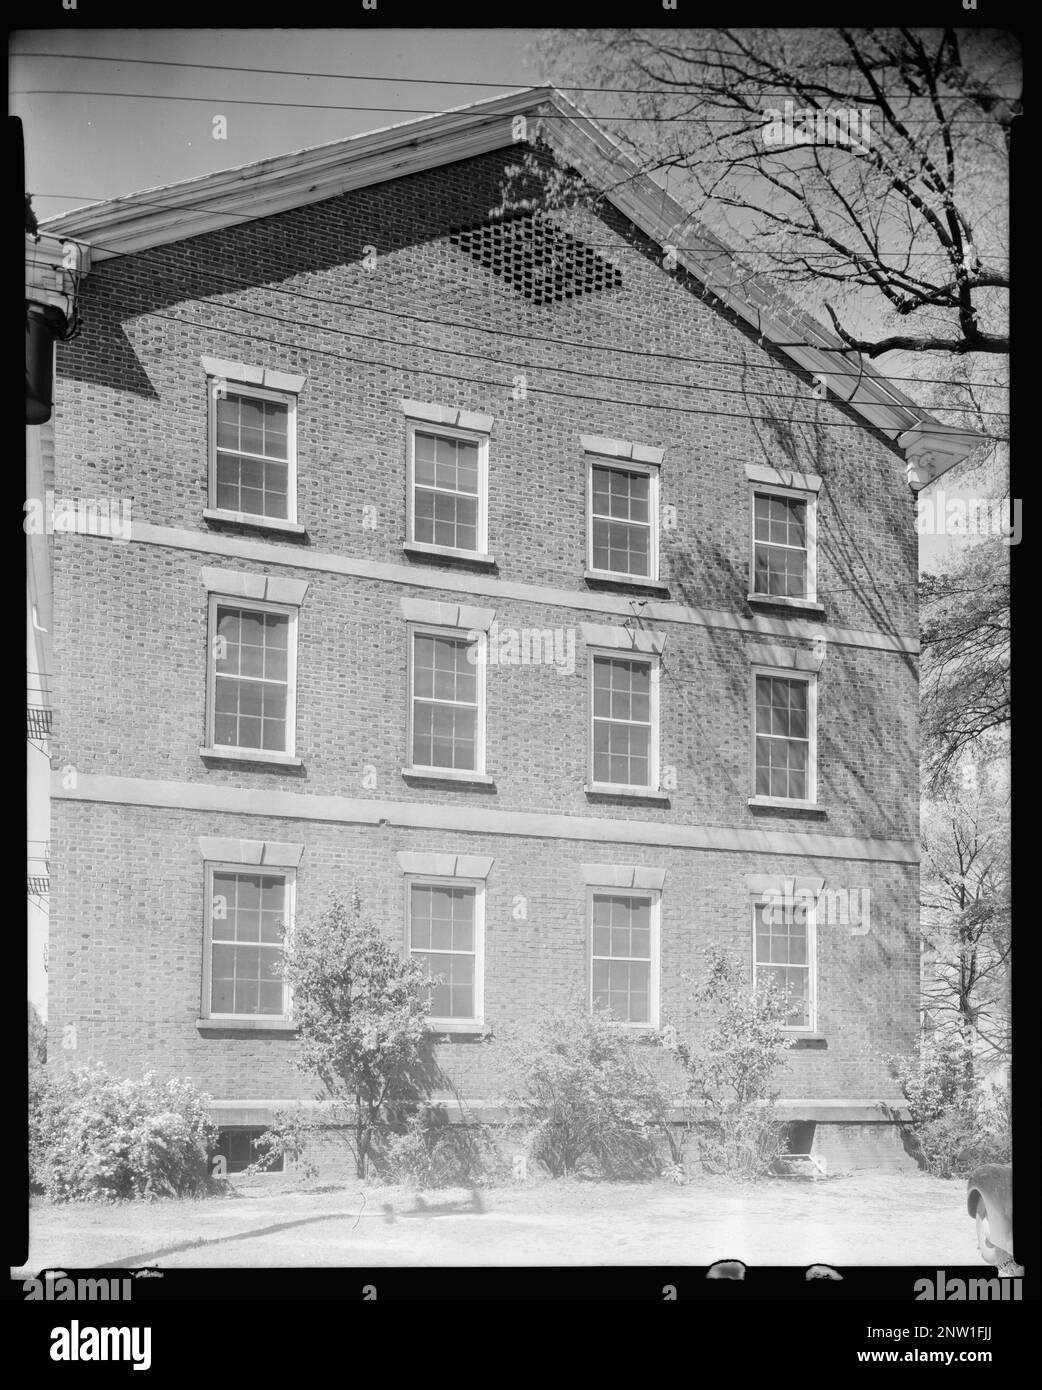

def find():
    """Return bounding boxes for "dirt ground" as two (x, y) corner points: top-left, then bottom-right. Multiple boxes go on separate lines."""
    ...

(14, 1170), (983, 1271)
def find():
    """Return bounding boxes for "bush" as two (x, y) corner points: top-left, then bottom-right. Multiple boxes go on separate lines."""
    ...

(666, 946), (796, 1180)
(280, 890), (437, 1178)
(373, 1107), (505, 1189)
(30, 1066), (218, 1201)
(885, 1033), (1012, 1179)
(504, 1000), (673, 1179)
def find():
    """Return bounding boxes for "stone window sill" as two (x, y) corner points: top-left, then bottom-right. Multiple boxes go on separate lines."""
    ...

(196, 1018), (297, 1033)
(747, 592), (825, 615)
(748, 796), (826, 816)
(203, 508), (308, 539)
(200, 747), (303, 768)
(790, 1035), (828, 1050)
(584, 569), (669, 594)
(426, 1022), (488, 1038)
(403, 541), (496, 567)
(586, 784), (671, 805)
(402, 766), (495, 787)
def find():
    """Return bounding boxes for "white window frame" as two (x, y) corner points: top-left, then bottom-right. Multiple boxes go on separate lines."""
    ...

(587, 886), (661, 1029)
(206, 593), (299, 759)
(202, 862), (295, 1023)
(407, 623), (486, 778)
(748, 482), (817, 604)
(208, 378), (298, 525)
(586, 455), (660, 583)
(406, 418), (489, 559)
(749, 665), (817, 807)
(751, 892), (817, 1033)
(587, 647), (660, 794)
(404, 875), (485, 1033)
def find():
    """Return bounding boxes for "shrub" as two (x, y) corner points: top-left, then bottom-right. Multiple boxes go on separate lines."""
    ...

(373, 1107), (505, 1189)
(504, 999), (673, 1179)
(885, 1033), (1012, 1179)
(29, 1066), (218, 1201)
(280, 890), (438, 1178)
(666, 946), (796, 1180)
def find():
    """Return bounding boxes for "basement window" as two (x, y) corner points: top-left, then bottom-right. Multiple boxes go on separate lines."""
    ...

(212, 1127), (284, 1174)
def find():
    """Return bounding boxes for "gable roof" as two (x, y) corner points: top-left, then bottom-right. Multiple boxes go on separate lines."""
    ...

(40, 85), (985, 481)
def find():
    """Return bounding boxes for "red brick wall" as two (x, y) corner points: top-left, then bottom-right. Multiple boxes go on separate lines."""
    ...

(47, 800), (918, 1101)
(47, 145), (920, 1116)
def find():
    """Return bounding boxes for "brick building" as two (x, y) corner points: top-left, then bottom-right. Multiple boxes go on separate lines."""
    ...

(37, 88), (982, 1171)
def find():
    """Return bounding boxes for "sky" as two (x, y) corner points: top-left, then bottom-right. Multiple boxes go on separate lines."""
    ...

(12, 29), (543, 224)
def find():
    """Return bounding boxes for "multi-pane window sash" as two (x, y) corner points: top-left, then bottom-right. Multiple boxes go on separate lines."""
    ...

(410, 630), (481, 772)
(208, 869), (290, 1018)
(213, 387), (292, 521)
(753, 492), (808, 598)
(592, 654), (654, 788)
(408, 882), (478, 1022)
(589, 461), (656, 579)
(753, 895), (813, 1029)
(591, 891), (653, 1024)
(754, 674), (810, 801)
(211, 601), (293, 754)
(410, 428), (484, 553)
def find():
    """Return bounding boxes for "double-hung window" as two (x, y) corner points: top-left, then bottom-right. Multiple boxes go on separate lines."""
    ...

(587, 457), (659, 581)
(408, 423), (488, 556)
(406, 878), (484, 1030)
(402, 402), (493, 561)
(204, 865), (293, 1021)
(753, 491), (809, 598)
(213, 385), (293, 521)
(753, 891), (815, 1030)
(589, 888), (660, 1026)
(409, 627), (483, 774)
(746, 465), (820, 605)
(590, 651), (658, 791)
(208, 597), (297, 757)
(202, 360), (306, 529)
(752, 671), (816, 803)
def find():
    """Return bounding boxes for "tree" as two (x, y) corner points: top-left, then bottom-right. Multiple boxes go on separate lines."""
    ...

(921, 537), (1010, 790)
(665, 946), (796, 1179)
(920, 762), (1011, 1091)
(540, 28), (1016, 358)
(280, 890), (436, 1178)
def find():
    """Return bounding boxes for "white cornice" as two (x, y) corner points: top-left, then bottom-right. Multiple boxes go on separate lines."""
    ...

(40, 84), (985, 476)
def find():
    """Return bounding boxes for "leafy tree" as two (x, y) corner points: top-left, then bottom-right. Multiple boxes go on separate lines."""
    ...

(885, 1031), (1009, 1178)
(280, 890), (436, 1179)
(665, 946), (796, 1179)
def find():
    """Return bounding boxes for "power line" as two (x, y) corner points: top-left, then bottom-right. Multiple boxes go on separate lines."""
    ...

(13, 89), (1009, 123)
(130, 304), (997, 435)
(40, 227), (1009, 396)
(105, 281), (1008, 418)
(11, 53), (1024, 102)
